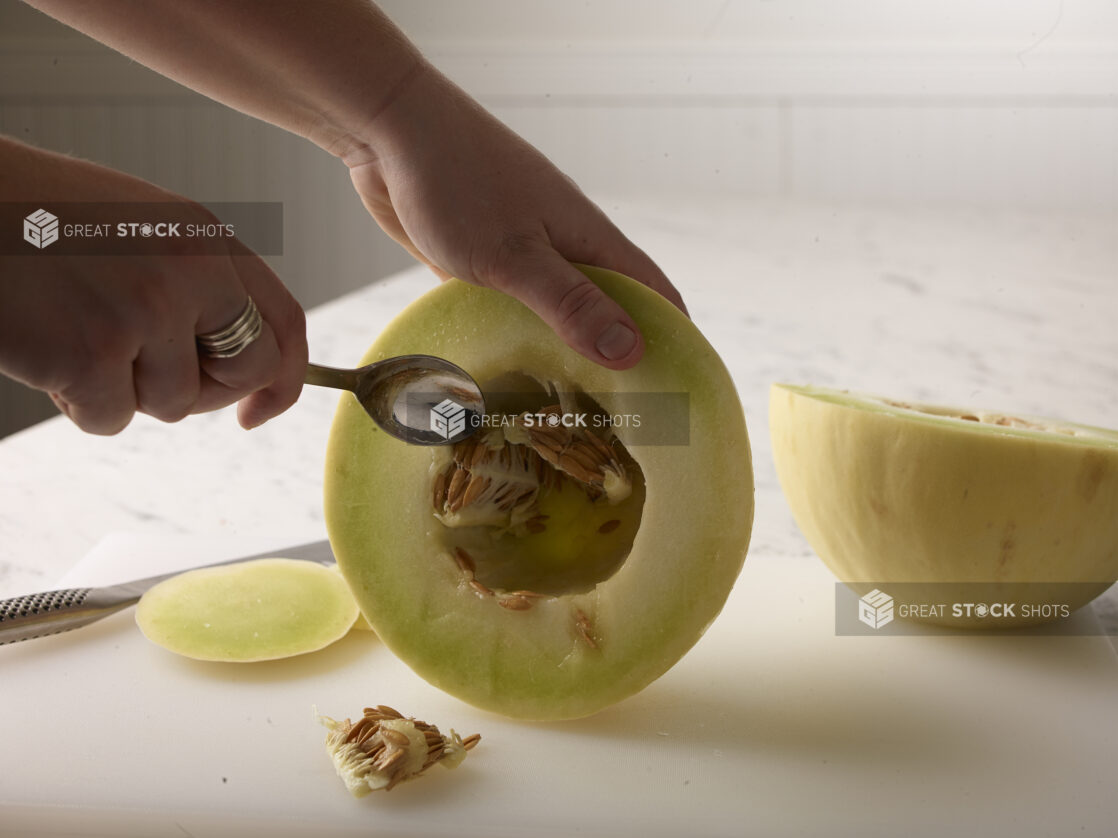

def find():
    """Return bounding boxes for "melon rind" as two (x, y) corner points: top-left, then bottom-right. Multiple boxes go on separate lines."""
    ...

(135, 558), (360, 661)
(770, 383), (1118, 627)
(324, 265), (754, 720)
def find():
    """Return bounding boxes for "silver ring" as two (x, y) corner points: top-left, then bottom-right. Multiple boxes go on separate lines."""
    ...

(196, 296), (263, 359)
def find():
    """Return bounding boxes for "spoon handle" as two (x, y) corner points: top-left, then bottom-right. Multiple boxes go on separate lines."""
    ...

(305, 362), (360, 392)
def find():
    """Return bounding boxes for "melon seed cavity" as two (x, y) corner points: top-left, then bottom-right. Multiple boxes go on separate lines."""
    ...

(430, 398), (646, 599)
(882, 399), (1081, 436)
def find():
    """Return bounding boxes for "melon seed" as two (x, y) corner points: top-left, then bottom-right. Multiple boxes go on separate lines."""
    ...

(316, 704), (480, 797)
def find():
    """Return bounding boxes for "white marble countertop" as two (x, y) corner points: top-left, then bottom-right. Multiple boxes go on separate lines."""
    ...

(1, 196), (1116, 633)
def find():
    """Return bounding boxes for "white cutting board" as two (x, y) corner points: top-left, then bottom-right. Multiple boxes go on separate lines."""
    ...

(2, 533), (1117, 838)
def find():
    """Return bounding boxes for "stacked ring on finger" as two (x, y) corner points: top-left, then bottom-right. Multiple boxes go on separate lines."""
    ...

(196, 296), (263, 359)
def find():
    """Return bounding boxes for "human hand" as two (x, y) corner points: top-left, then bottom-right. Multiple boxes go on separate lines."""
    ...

(0, 144), (307, 434)
(18, 3), (680, 368)
(345, 64), (686, 370)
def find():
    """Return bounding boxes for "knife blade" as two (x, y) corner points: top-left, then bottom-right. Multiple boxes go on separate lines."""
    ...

(0, 539), (334, 646)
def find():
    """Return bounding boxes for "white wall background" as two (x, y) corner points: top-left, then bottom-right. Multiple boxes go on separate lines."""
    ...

(383, 0), (1118, 46)
(4, 0), (1116, 211)
(381, 0), (1118, 210)
(1, 0), (1116, 434)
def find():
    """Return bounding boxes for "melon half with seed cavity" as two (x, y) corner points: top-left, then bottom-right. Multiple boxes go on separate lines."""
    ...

(770, 383), (1118, 627)
(324, 265), (753, 720)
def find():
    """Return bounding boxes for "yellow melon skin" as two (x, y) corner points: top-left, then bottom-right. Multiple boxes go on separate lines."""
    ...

(770, 383), (1118, 628)
(325, 266), (754, 720)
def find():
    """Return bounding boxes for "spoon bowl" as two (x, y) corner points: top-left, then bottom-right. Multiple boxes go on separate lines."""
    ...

(305, 357), (485, 445)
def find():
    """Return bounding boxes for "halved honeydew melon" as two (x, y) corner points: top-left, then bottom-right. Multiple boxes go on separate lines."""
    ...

(351, 613), (375, 632)
(136, 558), (360, 661)
(325, 265), (754, 720)
(770, 383), (1118, 627)
(330, 565), (375, 631)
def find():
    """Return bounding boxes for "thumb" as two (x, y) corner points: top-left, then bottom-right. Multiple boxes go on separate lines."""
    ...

(491, 253), (644, 369)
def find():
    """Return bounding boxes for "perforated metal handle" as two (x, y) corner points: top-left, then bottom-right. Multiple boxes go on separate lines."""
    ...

(0, 587), (136, 645)
(0, 539), (334, 646)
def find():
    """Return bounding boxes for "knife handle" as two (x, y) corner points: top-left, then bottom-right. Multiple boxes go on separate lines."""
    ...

(0, 587), (137, 645)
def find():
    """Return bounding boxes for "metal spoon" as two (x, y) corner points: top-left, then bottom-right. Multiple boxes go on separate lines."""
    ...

(305, 357), (484, 445)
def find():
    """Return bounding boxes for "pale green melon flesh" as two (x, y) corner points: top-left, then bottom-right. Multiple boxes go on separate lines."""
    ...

(136, 558), (360, 661)
(325, 265), (754, 720)
(770, 383), (1118, 627)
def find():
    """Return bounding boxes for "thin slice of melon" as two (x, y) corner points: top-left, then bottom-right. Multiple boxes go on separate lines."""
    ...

(136, 558), (359, 661)
(325, 265), (754, 720)
(770, 383), (1118, 627)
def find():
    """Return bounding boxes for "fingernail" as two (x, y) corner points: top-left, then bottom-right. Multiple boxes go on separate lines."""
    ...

(595, 322), (637, 361)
